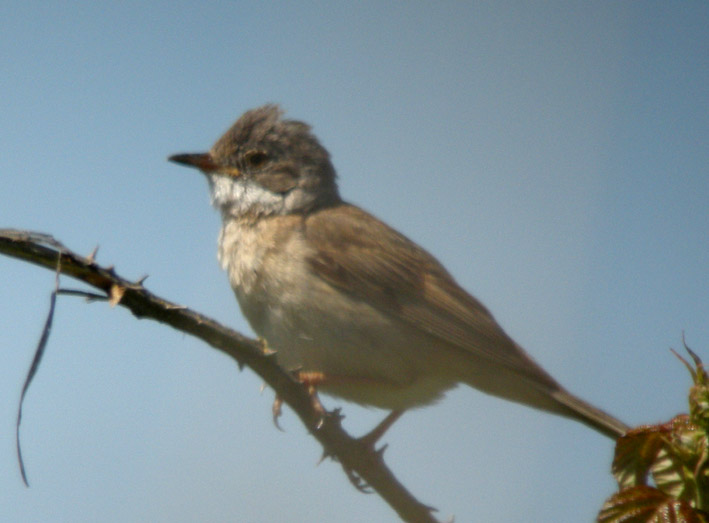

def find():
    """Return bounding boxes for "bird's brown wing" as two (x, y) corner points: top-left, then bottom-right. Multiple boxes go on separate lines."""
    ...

(304, 204), (559, 388)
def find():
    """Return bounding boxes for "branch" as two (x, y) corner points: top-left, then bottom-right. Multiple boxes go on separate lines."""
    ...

(0, 228), (438, 523)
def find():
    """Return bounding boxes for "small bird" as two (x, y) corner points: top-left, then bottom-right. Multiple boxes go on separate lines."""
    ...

(169, 104), (628, 440)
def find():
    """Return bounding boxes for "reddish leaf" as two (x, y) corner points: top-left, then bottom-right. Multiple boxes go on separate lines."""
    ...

(612, 425), (674, 488)
(650, 417), (708, 508)
(598, 486), (708, 523)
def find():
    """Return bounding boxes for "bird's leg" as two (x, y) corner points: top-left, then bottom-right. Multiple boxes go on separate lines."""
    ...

(256, 338), (287, 430)
(296, 371), (328, 427)
(358, 409), (405, 449)
(270, 369), (329, 431)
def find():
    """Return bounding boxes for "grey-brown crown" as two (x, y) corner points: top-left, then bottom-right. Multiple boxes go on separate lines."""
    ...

(169, 105), (341, 216)
(211, 105), (339, 203)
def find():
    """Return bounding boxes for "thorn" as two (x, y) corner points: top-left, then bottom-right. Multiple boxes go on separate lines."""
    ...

(331, 407), (344, 423)
(375, 443), (389, 458)
(135, 274), (149, 286)
(86, 245), (99, 264)
(317, 449), (333, 466)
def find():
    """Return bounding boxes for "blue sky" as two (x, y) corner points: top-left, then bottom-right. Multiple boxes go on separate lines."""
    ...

(1, 2), (707, 521)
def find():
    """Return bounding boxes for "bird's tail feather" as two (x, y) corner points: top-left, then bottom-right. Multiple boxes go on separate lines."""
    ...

(551, 389), (629, 440)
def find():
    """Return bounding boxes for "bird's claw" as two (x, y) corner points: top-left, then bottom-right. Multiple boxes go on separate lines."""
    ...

(272, 396), (284, 431)
(292, 370), (330, 429)
(258, 337), (277, 356)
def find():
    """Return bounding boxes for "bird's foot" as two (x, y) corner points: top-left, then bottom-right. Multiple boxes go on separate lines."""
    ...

(295, 371), (328, 429)
(258, 337), (277, 356)
(356, 409), (404, 451)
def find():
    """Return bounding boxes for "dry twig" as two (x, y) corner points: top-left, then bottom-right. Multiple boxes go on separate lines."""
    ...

(0, 228), (438, 523)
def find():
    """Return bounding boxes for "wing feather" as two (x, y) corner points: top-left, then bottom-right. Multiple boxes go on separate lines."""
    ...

(305, 204), (559, 388)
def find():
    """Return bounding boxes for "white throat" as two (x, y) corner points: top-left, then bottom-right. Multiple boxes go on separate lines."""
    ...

(208, 175), (286, 217)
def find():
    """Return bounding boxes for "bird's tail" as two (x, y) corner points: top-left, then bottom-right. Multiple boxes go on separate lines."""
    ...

(458, 347), (629, 439)
(551, 388), (629, 440)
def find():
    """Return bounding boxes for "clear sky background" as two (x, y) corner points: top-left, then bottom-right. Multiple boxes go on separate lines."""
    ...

(1, 2), (707, 522)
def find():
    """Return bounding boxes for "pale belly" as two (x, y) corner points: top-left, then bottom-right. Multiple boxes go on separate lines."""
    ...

(220, 219), (458, 410)
(236, 274), (458, 410)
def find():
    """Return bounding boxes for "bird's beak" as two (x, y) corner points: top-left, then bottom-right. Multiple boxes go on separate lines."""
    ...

(168, 152), (218, 173)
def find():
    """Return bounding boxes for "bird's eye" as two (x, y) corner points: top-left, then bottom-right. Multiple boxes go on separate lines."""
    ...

(244, 150), (269, 169)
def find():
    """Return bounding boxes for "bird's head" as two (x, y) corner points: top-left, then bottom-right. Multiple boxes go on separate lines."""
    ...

(169, 104), (340, 218)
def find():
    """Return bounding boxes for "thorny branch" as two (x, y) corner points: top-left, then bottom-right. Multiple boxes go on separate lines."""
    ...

(0, 229), (438, 523)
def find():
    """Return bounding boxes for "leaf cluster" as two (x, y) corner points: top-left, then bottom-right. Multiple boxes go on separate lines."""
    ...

(598, 342), (709, 522)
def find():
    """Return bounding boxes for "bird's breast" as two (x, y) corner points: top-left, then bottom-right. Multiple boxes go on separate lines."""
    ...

(215, 214), (457, 410)
(217, 215), (312, 331)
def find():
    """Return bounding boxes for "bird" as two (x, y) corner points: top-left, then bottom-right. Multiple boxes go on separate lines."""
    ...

(168, 104), (629, 441)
